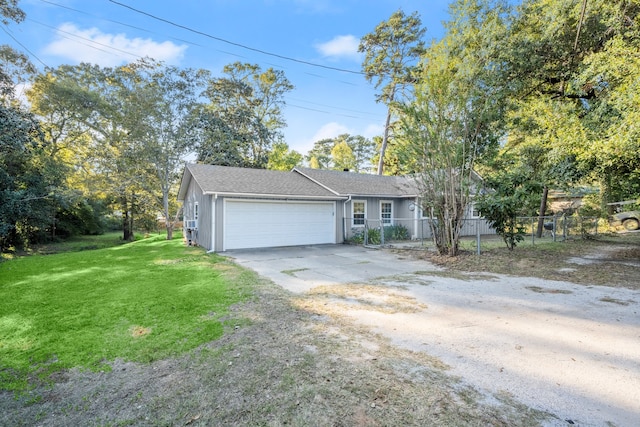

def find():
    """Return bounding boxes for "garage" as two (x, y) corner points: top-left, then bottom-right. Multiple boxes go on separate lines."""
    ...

(223, 199), (336, 250)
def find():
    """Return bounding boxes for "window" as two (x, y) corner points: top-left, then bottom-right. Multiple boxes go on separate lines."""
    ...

(470, 203), (480, 218)
(380, 201), (393, 225)
(194, 202), (199, 221)
(352, 200), (366, 226)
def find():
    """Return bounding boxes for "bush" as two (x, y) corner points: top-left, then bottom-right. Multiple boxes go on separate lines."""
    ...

(384, 224), (409, 241)
(346, 228), (365, 244)
(365, 227), (381, 245)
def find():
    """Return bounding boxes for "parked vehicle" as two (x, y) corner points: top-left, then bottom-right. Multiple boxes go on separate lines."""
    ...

(611, 211), (640, 231)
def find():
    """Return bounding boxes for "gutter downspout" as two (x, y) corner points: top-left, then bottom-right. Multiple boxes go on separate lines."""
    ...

(413, 197), (420, 240)
(207, 194), (217, 253)
(343, 195), (352, 243)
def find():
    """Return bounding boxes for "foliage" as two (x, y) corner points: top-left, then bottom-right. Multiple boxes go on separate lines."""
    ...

(476, 171), (542, 250)
(118, 59), (208, 239)
(497, 0), (640, 207)
(305, 134), (376, 172)
(384, 224), (409, 241)
(359, 10), (426, 174)
(196, 62), (293, 168)
(396, 0), (508, 256)
(0, 103), (63, 251)
(0, 235), (252, 391)
(346, 228), (365, 245)
(28, 60), (207, 241)
(267, 142), (302, 171)
(365, 226), (381, 245)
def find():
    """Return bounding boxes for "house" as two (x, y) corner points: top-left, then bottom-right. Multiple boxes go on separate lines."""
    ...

(177, 164), (492, 252)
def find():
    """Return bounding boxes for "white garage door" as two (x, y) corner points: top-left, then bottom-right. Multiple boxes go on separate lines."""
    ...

(224, 200), (336, 250)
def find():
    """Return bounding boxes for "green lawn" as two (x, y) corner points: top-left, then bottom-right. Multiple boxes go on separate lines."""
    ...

(0, 235), (253, 391)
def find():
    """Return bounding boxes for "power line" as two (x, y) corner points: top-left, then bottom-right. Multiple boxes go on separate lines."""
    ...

(286, 96), (383, 118)
(39, 0), (202, 48)
(107, 0), (365, 76)
(30, 19), (142, 60)
(1, 27), (48, 68)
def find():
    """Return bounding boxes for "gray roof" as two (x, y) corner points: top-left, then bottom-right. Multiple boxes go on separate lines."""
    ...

(294, 167), (419, 197)
(178, 164), (342, 200)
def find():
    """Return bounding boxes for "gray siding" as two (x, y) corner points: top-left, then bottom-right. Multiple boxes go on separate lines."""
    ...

(182, 179), (214, 251)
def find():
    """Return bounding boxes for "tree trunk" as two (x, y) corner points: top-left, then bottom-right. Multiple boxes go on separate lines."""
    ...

(377, 87), (396, 176)
(121, 194), (134, 242)
(377, 108), (393, 175)
(536, 186), (549, 238)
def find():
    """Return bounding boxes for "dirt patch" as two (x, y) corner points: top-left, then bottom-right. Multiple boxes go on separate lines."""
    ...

(413, 234), (640, 290)
(129, 326), (152, 338)
(0, 278), (549, 426)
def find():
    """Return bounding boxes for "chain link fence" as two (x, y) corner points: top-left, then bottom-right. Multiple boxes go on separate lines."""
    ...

(345, 215), (605, 254)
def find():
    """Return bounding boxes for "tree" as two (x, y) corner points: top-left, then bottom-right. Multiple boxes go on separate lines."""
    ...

(267, 142), (302, 171)
(0, 103), (61, 251)
(117, 59), (208, 239)
(0, 0), (63, 251)
(331, 140), (356, 171)
(475, 169), (542, 250)
(498, 0), (640, 209)
(396, 0), (508, 256)
(29, 60), (208, 240)
(359, 10), (426, 175)
(196, 62), (293, 168)
(305, 134), (376, 172)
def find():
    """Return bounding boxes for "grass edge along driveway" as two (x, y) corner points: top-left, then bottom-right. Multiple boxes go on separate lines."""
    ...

(0, 235), (253, 392)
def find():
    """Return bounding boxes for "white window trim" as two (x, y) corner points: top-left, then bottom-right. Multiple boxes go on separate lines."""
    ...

(469, 202), (480, 218)
(380, 200), (393, 225)
(352, 199), (367, 227)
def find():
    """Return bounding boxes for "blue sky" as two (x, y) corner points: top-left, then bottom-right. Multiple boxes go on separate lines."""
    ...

(2, 0), (453, 155)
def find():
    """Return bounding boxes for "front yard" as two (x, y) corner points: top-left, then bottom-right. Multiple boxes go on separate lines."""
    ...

(1, 232), (638, 426)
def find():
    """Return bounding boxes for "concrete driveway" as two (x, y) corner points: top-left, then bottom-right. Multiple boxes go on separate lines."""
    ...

(226, 244), (640, 427)
(226, 244), (438, 294)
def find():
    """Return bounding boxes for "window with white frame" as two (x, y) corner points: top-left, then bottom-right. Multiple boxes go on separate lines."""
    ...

(470, 202), (480, 218)
(380, 201), (393, 225)
(352, 200), (366, 226)
(194, 202), (199, 221)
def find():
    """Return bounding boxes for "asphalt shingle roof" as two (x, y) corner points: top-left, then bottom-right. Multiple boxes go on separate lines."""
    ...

(179, 164), (419, 201)
(294, 167), (419, 197)
(182, 164), (341, 198)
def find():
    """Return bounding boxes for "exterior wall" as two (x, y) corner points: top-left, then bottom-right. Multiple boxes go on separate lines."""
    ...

(343, 197), (417, 240)
(182, 179), (214, 251)
(343, 197), (497, 241)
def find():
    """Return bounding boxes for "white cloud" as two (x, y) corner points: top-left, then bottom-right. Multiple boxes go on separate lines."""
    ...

(309, 122), (351, 143)
(44, 23), (188, 67)
(362, 123), (384, 139)
(314, 35), (361, 61)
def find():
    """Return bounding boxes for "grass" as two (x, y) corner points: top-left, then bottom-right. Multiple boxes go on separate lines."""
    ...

(1, 232), (127, 260)
(0, 234), (253, 392)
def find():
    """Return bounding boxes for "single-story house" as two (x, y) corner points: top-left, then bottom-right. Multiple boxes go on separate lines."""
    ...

(177, 164), (493, 252)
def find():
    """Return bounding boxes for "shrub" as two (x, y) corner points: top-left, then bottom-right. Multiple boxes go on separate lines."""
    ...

(346, 228), (364, 244)
(384, 224), (409, 241)
(365, 227), (381, 245)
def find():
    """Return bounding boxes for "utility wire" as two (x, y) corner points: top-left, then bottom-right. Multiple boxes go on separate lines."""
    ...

(107, 0), (365, 76)
(1, 26), (48, 68)
(39, 0), (202, 48)
(30, 19), (141, 60)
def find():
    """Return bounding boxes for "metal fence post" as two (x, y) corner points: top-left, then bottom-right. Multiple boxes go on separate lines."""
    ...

(531, 218), (535, 244)
(476, 218), (481, 255)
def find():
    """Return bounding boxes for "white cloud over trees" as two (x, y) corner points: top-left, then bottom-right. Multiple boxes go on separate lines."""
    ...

(44, 23), (188, 67)
(314, 35), (361, 61)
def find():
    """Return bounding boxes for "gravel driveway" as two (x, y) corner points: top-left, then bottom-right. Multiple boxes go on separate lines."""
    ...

(228, 244), (640, 427)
